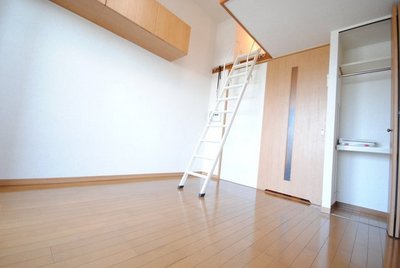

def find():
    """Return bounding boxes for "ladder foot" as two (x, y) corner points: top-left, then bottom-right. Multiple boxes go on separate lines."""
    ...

(198, 193), (205, 198)
(177, 185), (184, 190)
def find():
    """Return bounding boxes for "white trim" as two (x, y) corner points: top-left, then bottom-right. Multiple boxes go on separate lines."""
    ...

(322, 30), (340, 210)
(336, 15), (392, 33)
(321, 206), (331, 214)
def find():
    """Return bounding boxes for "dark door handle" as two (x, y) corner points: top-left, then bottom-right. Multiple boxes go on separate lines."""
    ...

(387, 128), (393, 132)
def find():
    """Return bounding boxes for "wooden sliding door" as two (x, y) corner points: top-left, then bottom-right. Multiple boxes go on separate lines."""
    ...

(258, 46), (329, 205)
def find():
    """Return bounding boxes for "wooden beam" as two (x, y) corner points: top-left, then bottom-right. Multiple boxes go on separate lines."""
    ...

(212, 45), (330, 74)
(211, 53), (270, 74)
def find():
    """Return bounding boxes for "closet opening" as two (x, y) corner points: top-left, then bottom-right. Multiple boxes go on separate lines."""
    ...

(332, 19), (392, 227)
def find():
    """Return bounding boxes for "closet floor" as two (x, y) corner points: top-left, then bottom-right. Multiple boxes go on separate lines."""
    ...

(331, 202), (387, 229)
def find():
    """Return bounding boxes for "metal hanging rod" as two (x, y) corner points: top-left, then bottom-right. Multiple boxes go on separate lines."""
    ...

(341, 67), (391, 78)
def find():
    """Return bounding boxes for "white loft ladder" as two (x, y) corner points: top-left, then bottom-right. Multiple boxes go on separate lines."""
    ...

(178, 48), (261, 197)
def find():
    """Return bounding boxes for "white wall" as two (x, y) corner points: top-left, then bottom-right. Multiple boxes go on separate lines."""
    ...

(204, 19), (267, 188)
(212, 19), (236, 67)
(220, 64), (266, 188)
(337, 153), (390, 212)
(339, 72), (391, 149)
(0, 0), (216, 179)
(337, 71), (391, 212)
(342, 42), (391, 63)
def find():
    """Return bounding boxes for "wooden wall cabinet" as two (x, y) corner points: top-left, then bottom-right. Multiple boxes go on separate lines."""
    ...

(106, 0), (159, 34)
(50, 0), (191, 61)
(154, 4), (191, 54)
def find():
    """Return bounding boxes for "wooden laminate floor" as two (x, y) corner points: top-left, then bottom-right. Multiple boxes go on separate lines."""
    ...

(0, 178), (399, 268)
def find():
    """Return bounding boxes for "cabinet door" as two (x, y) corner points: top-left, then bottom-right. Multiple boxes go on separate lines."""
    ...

(258, 46), (329, 205)
(106, 0), (158, 33)
(155, 5), (190, 54)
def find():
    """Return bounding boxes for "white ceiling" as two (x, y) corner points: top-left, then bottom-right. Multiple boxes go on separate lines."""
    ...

(225, 0), (395, 57)
(192, 0), (230, 23)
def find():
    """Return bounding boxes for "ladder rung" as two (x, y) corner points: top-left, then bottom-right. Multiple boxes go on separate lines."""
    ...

(218, 97), (239, 101)
(200, 139), (221, 143)
(207, 124), (227, 128)
(233, 62), (251, 69)
(236, 50), (260, 61)
(229, 72), (247, 79)
(213, 110), (233, 114)
(187, 171), (208, 179)
(224, 83), (245, 89)
(194, 155), (214, 161)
